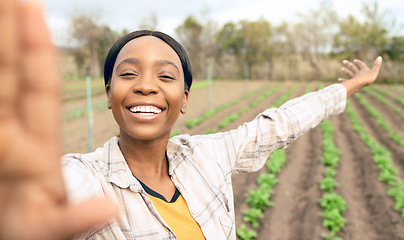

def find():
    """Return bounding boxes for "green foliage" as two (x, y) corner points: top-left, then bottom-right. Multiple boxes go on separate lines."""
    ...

(170, 130), (181, 138)
(236, 224), (257, 240)
(332, 2), (390, 60)
(186, 86), (264, 130)
(245, 188), (274, 211)
(319, 119), (346, 239)
(364, 87), (404, 119)
(270, 85), (299, 108)
(257, 173), (279, 189)
(185, 117), (203, 129)
(320, 193), (347, 235)
(319, 177), (339, 192)
(346, 101), (404, 218)
(204, 129), (216, 134)
(324, 167), (336, 178)
(319, 193), (347, 214)
(218, 84), (281, 129)
(64, 108), (85, 122)
(355, 93), (404, 146)
(321, 208), (346, 234)
(266, 149), (286, 174)
(243, 208), (263, 228)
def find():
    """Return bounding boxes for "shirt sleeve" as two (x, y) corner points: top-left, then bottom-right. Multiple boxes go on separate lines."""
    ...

(189, 83), (347, 174)
(62, 154), (105, 204)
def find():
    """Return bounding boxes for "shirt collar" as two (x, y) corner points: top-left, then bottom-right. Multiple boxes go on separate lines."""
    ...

(103, 135), (189, 189)
(104, 136), (141, 191)
(166, 134), (190, 176)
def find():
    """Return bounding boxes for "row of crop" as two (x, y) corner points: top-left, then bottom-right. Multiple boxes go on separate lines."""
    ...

(346, 101), (404, 218)
(353, 92), (404, 146)
(369, 86), (404, 107)
(318, 120), (347, 240)
(217, 84), (283, 129)
(362, 88), (404, 119)
(63, 101), (108, 122)
(185, 85), (267, 129)
(236, 149), (286, 240)
(236, 85), (301, 240)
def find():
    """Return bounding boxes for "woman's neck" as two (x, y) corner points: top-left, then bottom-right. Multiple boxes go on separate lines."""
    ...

(118, 131), (170, 180)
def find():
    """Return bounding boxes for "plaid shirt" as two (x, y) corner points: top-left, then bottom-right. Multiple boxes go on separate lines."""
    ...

(63, 84), (346, 240)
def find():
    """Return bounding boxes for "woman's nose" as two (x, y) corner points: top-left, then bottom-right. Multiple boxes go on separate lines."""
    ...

(132, 75), (159, 95)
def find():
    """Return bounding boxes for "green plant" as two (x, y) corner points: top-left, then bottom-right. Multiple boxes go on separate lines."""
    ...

(324, 167), (336, 178)
(245, 188), (274, 211)
(204, 128), (216, 134)
(321, 208), (346, 234)
(236, 224), (257, 240)
(266, 149), (286, 174)
(320, 177), (339, 192)
(257, 173), (279, 189)
(243, 208), (263, 228)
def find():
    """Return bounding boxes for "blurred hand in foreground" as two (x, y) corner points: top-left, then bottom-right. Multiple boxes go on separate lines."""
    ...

(0, 1), (117, 239)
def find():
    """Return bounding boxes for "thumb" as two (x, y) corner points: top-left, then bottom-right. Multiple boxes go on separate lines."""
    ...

(371, 56), (382, 74)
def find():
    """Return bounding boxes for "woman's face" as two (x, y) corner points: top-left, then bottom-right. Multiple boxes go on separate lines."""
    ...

(106, 36), (189, 142)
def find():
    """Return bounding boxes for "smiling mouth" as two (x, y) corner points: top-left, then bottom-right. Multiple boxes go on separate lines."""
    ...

(128, 105), (163, 115)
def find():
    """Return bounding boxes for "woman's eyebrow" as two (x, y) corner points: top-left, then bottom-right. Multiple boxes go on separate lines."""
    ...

(155, 60), (180, 74)
(115, 58), (140, 71)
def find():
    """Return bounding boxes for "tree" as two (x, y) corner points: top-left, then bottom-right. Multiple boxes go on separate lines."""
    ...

(294, 0), (339, 78)
(70, 15), (119, 78)
(217, 19), (271, 79)
(175, 16), (205, 78)
(385, 36), (404, 83)
(333, 2), (391, 61)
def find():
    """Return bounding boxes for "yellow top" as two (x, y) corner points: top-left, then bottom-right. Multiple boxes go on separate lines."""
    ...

(148, 193), (205, 240)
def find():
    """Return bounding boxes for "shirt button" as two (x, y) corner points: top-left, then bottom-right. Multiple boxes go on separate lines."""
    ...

(191, 209), (198, 215)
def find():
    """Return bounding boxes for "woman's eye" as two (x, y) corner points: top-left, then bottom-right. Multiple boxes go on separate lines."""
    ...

(160, 75), (175, 80)
(120, 73), (136, 78)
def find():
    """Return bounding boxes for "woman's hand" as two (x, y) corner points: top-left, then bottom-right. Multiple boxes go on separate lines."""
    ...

(0, 1), (117, 239)
(338, 56), (382, 98)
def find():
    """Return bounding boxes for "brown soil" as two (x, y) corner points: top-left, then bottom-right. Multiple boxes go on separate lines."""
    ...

(61, 80), (404, 239)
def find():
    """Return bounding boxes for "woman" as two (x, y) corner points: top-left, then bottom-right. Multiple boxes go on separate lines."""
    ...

(0, 1), (382, 240)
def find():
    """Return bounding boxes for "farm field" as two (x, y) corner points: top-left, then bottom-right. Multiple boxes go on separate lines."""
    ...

(61, 80), (404, 240)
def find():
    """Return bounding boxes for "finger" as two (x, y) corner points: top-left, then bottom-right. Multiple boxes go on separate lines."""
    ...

(371, 56), (382, 74)
(353, 59), (370, 71)
(0, 0), (19, 119)
(20, 2), (61, 141)
(341, 67), (355, 78)
(338, 78), (348, 82)
(343, 59), (359, 73)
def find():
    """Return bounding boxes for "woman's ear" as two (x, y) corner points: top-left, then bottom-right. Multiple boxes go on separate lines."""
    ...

(105, 84), (112, 109)
(180, 90), (189, 114)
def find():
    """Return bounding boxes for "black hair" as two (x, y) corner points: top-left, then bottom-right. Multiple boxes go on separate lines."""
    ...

(103, 30), (193, 91)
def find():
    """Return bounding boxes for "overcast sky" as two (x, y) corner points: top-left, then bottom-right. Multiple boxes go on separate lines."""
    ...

(38, 0), (404, 46)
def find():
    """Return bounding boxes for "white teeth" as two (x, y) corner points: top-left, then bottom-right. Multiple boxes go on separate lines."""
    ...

(129, 106), (162, 114)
